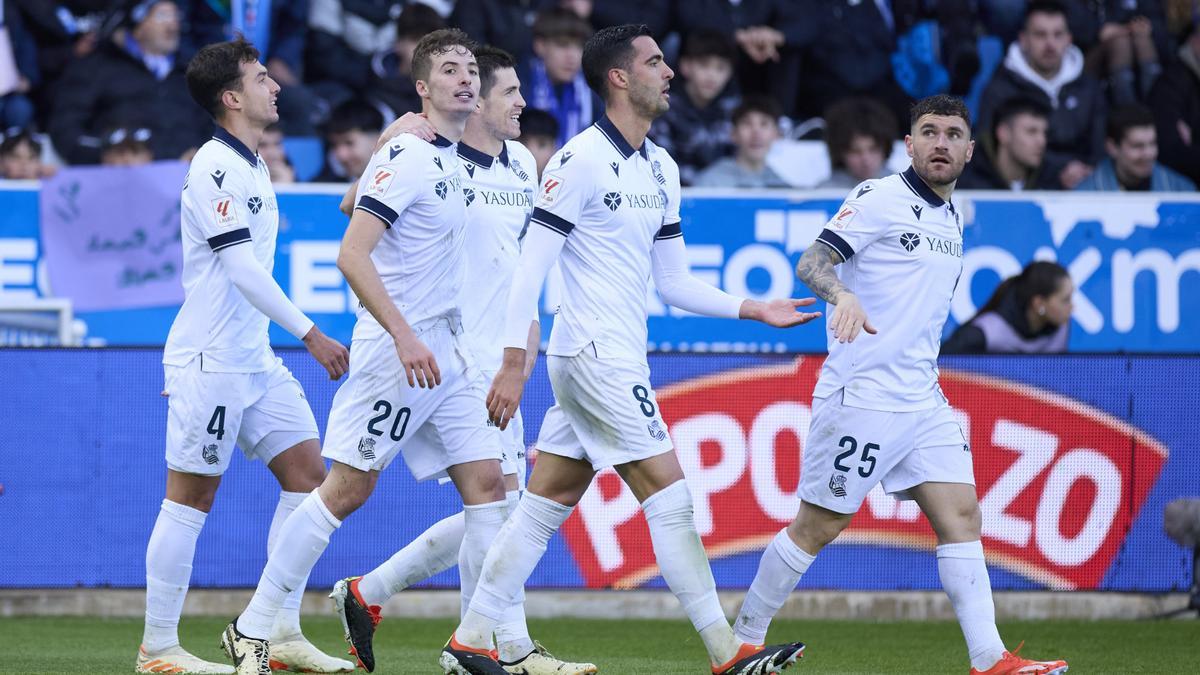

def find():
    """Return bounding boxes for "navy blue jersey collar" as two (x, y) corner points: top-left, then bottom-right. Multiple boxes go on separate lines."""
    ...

(213, 126), (258, 167)
(595, 115), (649, 160)
(900, 166), (946, 207)
(457, 140), (508, 168)
(431, 133), (454, 148)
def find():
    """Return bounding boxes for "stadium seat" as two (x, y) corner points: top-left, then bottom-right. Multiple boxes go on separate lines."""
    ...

(282, 136), (325, 182)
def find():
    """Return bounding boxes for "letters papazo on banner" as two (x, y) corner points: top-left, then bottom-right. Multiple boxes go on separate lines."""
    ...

(559, 357), (1168, 590)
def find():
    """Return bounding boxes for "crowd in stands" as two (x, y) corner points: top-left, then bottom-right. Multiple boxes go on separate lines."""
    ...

(0, 0), (1196, 192)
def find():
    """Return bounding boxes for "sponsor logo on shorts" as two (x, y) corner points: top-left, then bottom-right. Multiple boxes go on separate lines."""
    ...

(201, 443), (219, 465)
(559, 357), (1168, 590)
(647, 419), (667, 441)
(828, 473), (848, 498)
(357, 437), (377, 461)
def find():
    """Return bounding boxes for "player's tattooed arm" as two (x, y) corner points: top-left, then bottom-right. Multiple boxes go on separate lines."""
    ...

(795, 243), (851, 304)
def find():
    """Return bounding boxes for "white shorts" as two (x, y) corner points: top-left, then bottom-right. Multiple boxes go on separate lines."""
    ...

(536, 348), (674, 470)
(482, 368), (527, 488)
(323, 317), (503, 481)
(164, 356), (318, 476)
(799, 391), (973, 514)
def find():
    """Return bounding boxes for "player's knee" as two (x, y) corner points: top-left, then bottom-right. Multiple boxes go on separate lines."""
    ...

(789, 503), (852, 552)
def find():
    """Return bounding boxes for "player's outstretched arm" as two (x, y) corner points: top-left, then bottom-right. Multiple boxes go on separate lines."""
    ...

(651, 234), (822, 327)
(487, 225), (567, 430)
(795, 242), (878, 343)
(338, 211), (441, 388)
(216, 243), (349, 378)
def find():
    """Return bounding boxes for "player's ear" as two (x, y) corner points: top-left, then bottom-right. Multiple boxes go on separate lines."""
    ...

(608, 67), (628, 94)
(904, 135), (915, 159)
(965, 138), (975, 163)
(415, 79), (431, 99)
(220, 88), (241, 113)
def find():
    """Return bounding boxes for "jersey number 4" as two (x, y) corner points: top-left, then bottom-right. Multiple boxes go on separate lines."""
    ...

(207, 406), (227, 440)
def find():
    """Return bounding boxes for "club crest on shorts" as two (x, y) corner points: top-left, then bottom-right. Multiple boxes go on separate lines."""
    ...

(828, 473), (848, 498)
(647, 419), (667, 441)
(201, 443), (219, 465)
(357, 436), (377, 461)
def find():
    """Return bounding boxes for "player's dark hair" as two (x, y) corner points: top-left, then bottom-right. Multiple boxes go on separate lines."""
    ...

(476, 45), (518, 98)
(532, 7), (593, 44)
(411, 28), (478, 84)
(975, 261), (1069, 318)
(823, 97), (897, 169)
(1022, 0), (1069, 31)
(679, 29), (736, 63)
(732, 95), (781, 126)
(395, 3), (445, 41)
(325, 99), (384, 136)
(0, 129), (41, 157)
(186, 36), (261, 120)
(583, 23), (653, 102)
(909, 94), (971, 134)
(518, 107), (559, 140)
(992, 96), (1051, 141)
(1105, 103), (1156, 144)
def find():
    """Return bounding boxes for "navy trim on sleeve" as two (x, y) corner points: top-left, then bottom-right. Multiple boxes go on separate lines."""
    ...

(207, 227), (252, 252)
(355, 195), (400, 228)
(815, 229), (854, 262)
(531, 207), (575, 236)
(655, 220), (683, 240)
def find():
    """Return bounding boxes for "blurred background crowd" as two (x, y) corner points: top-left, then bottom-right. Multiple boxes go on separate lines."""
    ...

(0, 0), (1197, 193)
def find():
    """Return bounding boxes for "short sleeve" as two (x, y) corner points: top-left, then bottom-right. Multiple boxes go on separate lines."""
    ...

(530, 147), (593, 237)
(815, 182), (888, 261)
(187, 158), (251, 251)
(654, 150), (682, 240)
(354, 140), (424, 228)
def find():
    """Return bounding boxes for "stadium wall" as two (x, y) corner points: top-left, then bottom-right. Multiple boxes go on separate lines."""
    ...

(0, 349), (1193, 595)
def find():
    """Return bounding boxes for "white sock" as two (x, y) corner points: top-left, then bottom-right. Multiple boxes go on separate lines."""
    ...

(268, 490), (309, 642)
(143, 500), (207, 653)
(734, 529), (816, 645)
(458, 499), (510, 621)
(641, 480), (736, 666)
(458, 492), (573, 650)
(938, 541), (1006, 671)
(238, 491), (341, 639)
(495, 491), (535, 663)
(358, 511), (464, 607)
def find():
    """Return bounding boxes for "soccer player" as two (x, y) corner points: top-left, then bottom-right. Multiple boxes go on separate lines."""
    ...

(325, 45), (597, 675)
(732, 94), (1070, 675)
(139, 38), (353, 675)
(441, 24), (820, 675)
(219, 29), (510, 675)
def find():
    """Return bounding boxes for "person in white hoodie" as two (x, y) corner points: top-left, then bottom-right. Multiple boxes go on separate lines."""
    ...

(976, 0), (1106, 189)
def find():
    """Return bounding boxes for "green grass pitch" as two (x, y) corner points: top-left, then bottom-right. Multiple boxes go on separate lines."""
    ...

(4, 615), (1197, 673)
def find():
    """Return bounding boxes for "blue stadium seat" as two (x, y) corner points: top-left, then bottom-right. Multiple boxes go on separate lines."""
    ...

(283, 136), (325, 182)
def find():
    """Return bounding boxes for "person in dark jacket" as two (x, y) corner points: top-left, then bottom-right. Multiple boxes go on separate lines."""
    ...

(959, 96), (1061, 190)
(449, 0), (539, 62)
(976, 1), (1107, 189)
(48, 0), (208, 164)
(305, 0), (404, 107)
(0, 0), (39, 130)
(1146, 21), (1200, 186)
(942, 261), (1073, 354)
(649, 30), (738, 186)
(369, 3), (444, 119)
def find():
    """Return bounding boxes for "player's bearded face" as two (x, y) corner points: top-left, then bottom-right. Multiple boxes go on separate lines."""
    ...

(626, 36), (674, 118)
(907, 114), (974, 187)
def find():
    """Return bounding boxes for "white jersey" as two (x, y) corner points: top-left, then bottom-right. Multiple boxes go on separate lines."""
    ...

(164, 127), (280, 373)
(813, 167), (965, 411)
(353, 133), (465, 340)
(457, 139), (537, 372)
(531, 116), (682, 361)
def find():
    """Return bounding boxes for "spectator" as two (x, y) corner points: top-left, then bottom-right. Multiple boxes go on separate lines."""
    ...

(649, 30), (738, 186)
(48, 0), (208, 164)
(449, 0), (538, 62)
(183, 0), (319, 134)
(977, 1), (1107, 189)
(1076, 103), (1197, 191)
(564, 0), (673, 40)
(99, 126), (154, 166)
(370, 3), (445, 119)
(0, 129), (45, 179)
(694, 96), (789, 188)
(260, 123), (295, 184)
(1147, 21), (1200, 186)
(517, 106), (558, 178)
(306, 0), (404, 107)
(959, 96), (1061, 190)
(12, 0), (106, 116)
(1069, 1), (1168, 105)
(314, 99), (383, 182)
(0, 0), (38, 130)
(520, 7), (597, 147)
(942, 261), (1073, 354)
(817, 97), (896, 189)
